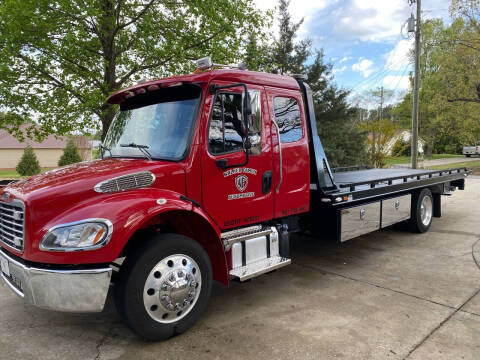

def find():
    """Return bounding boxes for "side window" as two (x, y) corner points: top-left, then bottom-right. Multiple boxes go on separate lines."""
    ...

(208, 90), (262, 155)
(273, 97), (302, 143)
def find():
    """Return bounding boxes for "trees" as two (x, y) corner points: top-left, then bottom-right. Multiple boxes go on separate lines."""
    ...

(247, 0), (367, 167)
(58, 140), (83, 166)
(392, 13), (480, 155)
(0, 0), (266, 141)
(16, 146), (41, 176)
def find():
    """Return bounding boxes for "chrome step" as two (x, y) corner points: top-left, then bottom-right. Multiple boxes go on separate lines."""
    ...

(221, 225), (273, 251)
(229, 256), (291, 281)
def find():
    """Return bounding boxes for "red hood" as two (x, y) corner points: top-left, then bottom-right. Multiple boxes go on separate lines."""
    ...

(2, 158), (186, 203)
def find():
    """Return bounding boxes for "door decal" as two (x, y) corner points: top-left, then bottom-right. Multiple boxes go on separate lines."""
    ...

(224, 167), (258, 200)
(235, 175), (248, 192)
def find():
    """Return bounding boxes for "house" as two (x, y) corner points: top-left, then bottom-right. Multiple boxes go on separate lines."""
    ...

(0, 124), (92, 169)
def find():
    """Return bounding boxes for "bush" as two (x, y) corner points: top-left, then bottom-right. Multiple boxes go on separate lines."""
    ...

(16, 146), (41, 176)
(391, 139), (410, 157)
(58, 139), (83, 166)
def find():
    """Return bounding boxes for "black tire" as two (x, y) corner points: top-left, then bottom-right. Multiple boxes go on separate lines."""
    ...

(115, 233), (212, 341)
(409, 188), (433, 233)
(466, 154), (471, 157)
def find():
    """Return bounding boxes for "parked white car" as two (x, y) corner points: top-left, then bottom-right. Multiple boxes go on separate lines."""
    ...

(463, 142), (480, 157)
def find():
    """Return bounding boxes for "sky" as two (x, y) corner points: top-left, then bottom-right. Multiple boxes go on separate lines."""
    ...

(253, 0), (452, 105)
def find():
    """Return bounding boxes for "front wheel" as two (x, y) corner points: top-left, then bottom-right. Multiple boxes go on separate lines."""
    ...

(115, 233), (212, 340)
(466, 154), (471, 157)
(409, 188), (433, 233)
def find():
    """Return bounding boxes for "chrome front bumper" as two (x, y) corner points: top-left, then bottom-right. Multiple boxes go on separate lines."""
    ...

(0, 248), (112, 312)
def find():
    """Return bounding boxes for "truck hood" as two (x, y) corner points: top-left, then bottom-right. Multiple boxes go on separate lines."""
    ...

(2, 158), (186, 205)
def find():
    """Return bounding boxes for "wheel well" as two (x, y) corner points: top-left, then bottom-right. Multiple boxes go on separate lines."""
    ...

(120, 210), (228, 285)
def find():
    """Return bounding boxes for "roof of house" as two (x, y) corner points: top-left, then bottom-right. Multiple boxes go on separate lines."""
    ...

(0, 124), (91, 149)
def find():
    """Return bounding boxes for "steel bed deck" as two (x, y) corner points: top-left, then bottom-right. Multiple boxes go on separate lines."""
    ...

(321, 167), (469, 203)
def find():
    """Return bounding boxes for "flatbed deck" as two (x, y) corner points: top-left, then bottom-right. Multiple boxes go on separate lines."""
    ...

(333, 168), (437, 186)
(319, 167), (469, 204)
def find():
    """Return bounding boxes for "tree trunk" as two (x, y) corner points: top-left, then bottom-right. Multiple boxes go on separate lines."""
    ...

(100, 104), (116, 141)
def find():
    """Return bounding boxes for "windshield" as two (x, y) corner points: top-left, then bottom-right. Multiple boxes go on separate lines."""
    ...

(103, 84), (201, 161)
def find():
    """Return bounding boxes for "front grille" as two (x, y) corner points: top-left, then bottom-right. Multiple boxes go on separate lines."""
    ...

(0, 200), (25, 252)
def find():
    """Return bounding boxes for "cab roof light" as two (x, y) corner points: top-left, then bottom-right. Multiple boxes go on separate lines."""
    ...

(163, 81), (183, 88)
(124, 91), (135, 99)
(135, 88), (146, 94)
(147, 84), (159, 91)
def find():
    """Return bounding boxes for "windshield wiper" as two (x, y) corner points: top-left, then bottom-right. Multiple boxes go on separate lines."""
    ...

(120, 142), (153, 160)
(99, 144), (112, 159)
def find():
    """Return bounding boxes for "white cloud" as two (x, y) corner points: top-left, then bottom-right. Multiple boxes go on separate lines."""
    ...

(385, 39), (413, 70)
(382, 75), (410, 91)
(339, 56), (352, 63)
(332, 65), (347, 75)
(253, 0), (329, 35)
(352, 58), (374, 77)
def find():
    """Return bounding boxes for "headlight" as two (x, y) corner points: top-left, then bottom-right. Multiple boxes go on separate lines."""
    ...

(40, 219), (113, 251)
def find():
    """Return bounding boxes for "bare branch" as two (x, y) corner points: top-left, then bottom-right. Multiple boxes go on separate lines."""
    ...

(117, 0), (157, 31)
(116, 30), (222, 87)
(17, 54), (102, 116)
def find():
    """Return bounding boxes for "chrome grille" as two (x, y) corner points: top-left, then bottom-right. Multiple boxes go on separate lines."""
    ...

(94, 171), (155, 193)
(0, 200), (25, 252)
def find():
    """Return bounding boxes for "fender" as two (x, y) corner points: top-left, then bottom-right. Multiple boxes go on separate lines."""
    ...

(28, 188), (229, 285)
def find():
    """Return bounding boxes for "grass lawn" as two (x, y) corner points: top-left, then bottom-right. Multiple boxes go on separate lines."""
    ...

(0, 168), (50, 179)
(387, 153), (463, 165)
(427, 160), (480, 172)
(0, 169), (22, 179)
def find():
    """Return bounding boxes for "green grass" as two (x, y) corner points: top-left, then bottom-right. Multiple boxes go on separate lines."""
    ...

(387, 153), (463, 165)
(0, 168), (50, 179)
(427, 160), (480, 171)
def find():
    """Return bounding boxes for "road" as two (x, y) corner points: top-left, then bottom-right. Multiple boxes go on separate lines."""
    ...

(0, 178), (479, 359)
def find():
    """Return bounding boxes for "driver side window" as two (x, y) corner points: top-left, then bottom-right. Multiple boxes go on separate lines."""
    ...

(209, 93), (243, 155)
(208, 91), (262, 155)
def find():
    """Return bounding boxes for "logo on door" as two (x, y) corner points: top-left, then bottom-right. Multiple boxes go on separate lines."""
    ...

(235, 175), (248, 192)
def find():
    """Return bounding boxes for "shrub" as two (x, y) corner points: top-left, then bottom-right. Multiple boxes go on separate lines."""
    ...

(391, 139), (410, 157)
(16, 146), (41, 176)
(58, 139), (83, 166)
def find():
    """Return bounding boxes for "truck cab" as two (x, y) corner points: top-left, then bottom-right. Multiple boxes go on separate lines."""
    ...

(0, 59), (468, 340)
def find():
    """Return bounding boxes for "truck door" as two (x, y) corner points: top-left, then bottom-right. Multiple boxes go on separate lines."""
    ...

(201, 84), (274, 229)
(266, 88), (310, 218)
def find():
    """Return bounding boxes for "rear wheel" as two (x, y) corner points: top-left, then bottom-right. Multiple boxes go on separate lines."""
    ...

(409, 188), (433, 233)
(466, 154), (471, 157)
(115, 233), (212, 340)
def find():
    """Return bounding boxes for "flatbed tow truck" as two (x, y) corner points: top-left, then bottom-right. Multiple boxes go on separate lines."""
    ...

(0, 58), (468, 340)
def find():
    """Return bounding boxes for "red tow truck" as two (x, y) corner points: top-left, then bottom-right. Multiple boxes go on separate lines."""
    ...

(0, 58), (468, 340)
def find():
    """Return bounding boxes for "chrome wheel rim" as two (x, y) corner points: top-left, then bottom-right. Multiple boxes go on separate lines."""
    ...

(143, 254), (202, 324)
(420, 195), (433, 226)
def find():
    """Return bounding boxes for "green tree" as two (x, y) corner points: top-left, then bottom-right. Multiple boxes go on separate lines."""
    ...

(359, 119), (398, 168)
(58, 139), (83, 166)
(0, 0), (266, 141)
(257, 0), (367, 167)
(16, 146), (41, 176)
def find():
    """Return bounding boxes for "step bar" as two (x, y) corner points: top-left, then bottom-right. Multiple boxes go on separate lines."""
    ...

(229, 256), (291, 281)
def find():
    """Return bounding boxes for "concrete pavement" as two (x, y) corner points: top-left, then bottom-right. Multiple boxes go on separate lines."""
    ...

(0, 179), (479, 359)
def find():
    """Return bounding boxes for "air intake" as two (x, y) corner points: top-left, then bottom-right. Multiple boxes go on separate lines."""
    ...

(94, 171), (155, 193)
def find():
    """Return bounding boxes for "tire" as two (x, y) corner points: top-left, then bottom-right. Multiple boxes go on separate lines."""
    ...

(466, 154), (471, 157)
(115, 233), (212, 341)
(409, 188), (433, 233)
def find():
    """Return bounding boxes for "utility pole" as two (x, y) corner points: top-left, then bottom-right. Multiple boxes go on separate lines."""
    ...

(378, 86), (384, 121)
(411, 0), (421, 168)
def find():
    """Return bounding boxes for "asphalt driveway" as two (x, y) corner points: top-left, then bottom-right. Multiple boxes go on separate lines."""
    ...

(1, 178), (479, 360)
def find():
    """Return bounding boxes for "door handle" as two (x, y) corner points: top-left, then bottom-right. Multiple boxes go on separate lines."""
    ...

(262, 171), (273, 194)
